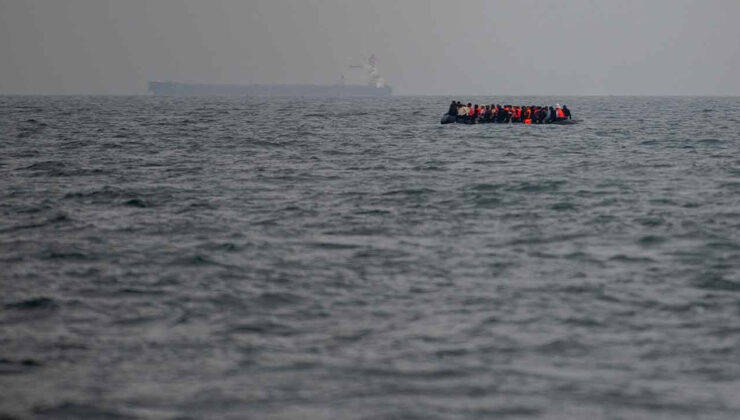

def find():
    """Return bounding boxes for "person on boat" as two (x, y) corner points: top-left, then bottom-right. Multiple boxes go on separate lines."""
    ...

(447, 100), (458, 116)
(544, 106), (554, 123)
(497, 105), (506, 123)
(522, 106), (531, 124)
(483, 105), (491, 123)
(458, 103), (469, 121)
(554, 104), (564, 120)
(462, 103), (471, 123)
(562, 105), (572, 120)
(535, 106), (546, 124)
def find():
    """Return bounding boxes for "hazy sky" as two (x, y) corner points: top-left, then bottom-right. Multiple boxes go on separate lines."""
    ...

(1, 0), (739, 95)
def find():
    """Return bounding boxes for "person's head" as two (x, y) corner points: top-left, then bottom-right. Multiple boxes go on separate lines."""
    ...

(485, 105), (490, 109)
(467, 103), (472, 107)
(563, 105), (568, 109)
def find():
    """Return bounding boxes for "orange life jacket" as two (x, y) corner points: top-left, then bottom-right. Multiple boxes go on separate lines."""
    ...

(514, 108), (521, 119)
(557, 108), (565, 119)
(524, 118), (532, 125)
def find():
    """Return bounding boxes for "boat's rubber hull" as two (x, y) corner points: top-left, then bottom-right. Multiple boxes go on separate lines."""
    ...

(440, 114), (457, 124)
(440, 114), (576, 125)
(549, 119), (577, 125)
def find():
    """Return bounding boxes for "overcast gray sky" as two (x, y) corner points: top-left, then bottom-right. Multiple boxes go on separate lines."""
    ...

(1, 0), (739, 95)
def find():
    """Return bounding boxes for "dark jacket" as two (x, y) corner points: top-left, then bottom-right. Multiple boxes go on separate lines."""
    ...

(447, 102), (458, 115)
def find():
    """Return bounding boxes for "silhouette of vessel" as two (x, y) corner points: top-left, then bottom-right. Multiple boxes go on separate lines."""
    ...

(149, 55), (391, 97)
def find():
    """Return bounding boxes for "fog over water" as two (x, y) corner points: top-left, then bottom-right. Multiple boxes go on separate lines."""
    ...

(1, 0), (740, 95)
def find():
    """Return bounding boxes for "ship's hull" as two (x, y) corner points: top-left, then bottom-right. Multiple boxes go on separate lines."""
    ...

(148, 81), (392, 97)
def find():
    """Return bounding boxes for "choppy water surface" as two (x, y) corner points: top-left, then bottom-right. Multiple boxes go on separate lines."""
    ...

(2, 95), (740, 419)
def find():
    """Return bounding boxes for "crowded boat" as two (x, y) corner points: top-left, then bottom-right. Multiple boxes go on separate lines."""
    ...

(441, 101), (573, 125)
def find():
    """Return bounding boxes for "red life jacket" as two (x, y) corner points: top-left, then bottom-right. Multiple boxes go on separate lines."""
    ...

(524, 118), (532, 125)
(557, 108), (566, 119)
(469, 108), (475, 117)
(514, 108), (521, 119)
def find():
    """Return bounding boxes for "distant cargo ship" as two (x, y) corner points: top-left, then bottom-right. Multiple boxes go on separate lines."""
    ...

(148, 81), (391, 97)
(149, 55), (391, 97)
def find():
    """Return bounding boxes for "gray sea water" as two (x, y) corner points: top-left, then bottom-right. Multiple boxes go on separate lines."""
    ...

(2, 95), (740, 419)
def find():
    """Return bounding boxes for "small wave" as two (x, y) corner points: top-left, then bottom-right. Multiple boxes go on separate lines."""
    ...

(697, 138), (723, 144)
(40, 249), (91, 261)
(471, 195), (502, 207)
(18, 161), (105, 177)
(21, 161), (67, 172)
(4, 297), (58, 310)
(171, 254), (224, 267)
(197, 241), (240, 252)
(634, 216), (665, 227)
(310, 241), (363, 250)
(382, 188), (436, 196)
(719, 181), (740, 191)
(468, 183), (502, 192)
(0, 358), (43, 375)
(508, 180), (566, 193)
(608, 254), (655, 263)
(637, 235), (667, 246)
(63, 186), (152, 207)
(124, 198), (148, 208)
(116, 288), (167, 296)
(32, 402), (136, 419)
(228, 319), (297, 336)
(354, 209), (392, 216)
(535, 337), (590, 356)
(0, 212), (72, 234)
(550, 202), (577, 211)
(692, 273), (740, 292)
